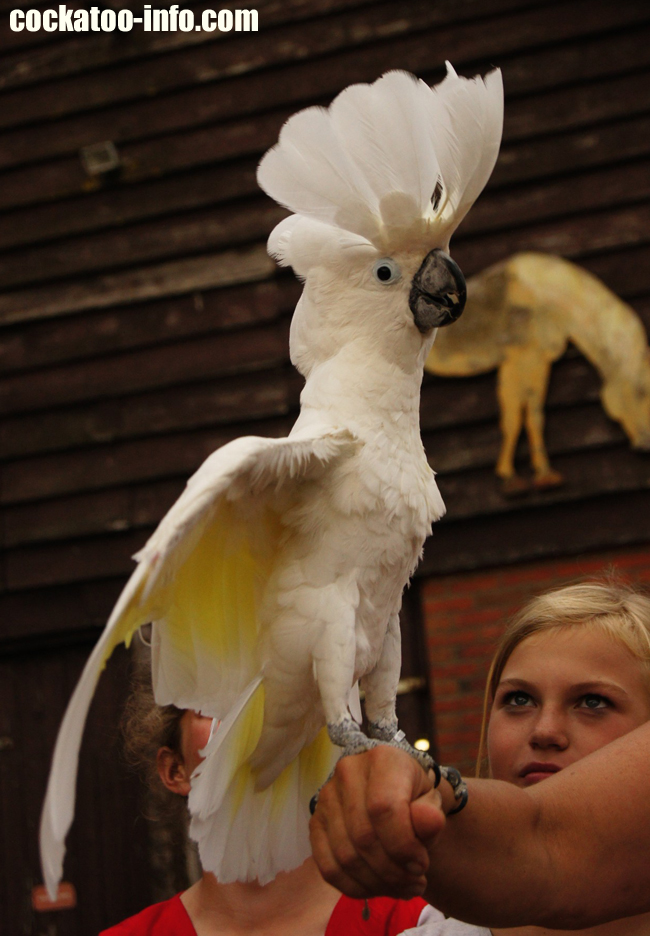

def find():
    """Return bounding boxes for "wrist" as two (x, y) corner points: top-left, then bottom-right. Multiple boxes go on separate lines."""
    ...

(438, 774), (459, 815)
(437, 766), (469, 816)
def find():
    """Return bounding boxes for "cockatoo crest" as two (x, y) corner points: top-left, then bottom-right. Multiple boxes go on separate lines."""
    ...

(258, 63), (503, 272)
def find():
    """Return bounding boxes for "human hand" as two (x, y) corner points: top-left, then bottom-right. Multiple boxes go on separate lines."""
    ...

(310, 746), (446, 899)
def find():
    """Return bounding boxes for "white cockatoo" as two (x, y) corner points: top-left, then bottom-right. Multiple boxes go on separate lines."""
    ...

(40, 63), (503, 895)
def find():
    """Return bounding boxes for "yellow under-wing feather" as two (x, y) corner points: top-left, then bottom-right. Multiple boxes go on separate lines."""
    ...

(153, 497), (282, 715)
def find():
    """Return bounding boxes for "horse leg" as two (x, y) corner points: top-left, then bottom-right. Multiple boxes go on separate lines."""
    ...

(496, 355), (529, 495)
(522, 355), (564, 489)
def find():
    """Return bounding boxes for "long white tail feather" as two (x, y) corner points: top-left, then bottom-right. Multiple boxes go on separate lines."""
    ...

(39, 577), (146, 899)
(190, 677), (264, 821)
(189, 679), (338, 884)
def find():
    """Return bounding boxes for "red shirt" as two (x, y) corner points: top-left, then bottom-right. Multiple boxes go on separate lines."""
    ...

(100, 892), (428, 935)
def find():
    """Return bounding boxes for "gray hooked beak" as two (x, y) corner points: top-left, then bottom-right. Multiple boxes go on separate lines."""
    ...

(409, 248), (467, 333)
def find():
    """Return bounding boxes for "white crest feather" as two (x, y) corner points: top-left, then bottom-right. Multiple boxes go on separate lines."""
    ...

(258, 64), (503, 262)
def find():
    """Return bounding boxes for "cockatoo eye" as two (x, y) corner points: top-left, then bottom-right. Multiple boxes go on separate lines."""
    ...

(372, 258), (401, 284)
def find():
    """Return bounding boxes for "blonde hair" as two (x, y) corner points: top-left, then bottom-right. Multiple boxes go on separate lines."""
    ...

(476, 577), (650, 776)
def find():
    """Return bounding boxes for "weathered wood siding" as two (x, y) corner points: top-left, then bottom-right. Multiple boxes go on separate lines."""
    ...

(1, 0), (649, 928)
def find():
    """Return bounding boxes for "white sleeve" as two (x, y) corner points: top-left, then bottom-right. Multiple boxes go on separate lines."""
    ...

(415, 904), (445, 927)
(400, 907), (490, 936)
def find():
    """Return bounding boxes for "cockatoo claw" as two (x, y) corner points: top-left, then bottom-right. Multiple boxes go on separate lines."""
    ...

(367, 719), (437, 773)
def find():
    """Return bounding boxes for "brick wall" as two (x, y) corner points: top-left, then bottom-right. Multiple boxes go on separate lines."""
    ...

(422, 545), (650, 774)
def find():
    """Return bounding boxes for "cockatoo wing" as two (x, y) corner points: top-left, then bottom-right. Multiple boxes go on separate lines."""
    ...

(40, 428), (357, 897)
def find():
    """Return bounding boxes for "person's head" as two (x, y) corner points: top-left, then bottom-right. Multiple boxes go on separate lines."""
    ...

(122, 668), (213, 799)
(477, 578), (650, 784)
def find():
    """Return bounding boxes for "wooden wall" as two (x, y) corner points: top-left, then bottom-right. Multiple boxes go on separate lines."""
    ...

(1, 0), (649, 929)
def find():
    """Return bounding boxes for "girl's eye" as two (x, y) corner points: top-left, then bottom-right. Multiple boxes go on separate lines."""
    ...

(578, 694), (611, 711)
(503, 690), (533, 708)
(372, 258), (401, 284)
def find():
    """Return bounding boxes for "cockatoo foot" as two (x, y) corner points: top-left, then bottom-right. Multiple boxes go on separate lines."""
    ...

(327, 717), (380, 757)
(309, 717), (437, 814)
(367, 719), (436, 772)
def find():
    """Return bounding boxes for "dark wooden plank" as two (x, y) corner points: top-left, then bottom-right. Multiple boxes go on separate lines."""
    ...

(0, 197), (285, 291)
(4, 23), (650, 215)
(492, 113), (650, 188)
(420, 488), (650, 575)
(438, 443), (650, 521)
(0, 1), (69, 55)
(0, 317), (291, 415)
(0, 415), (294, 505)
(4, 140), (650, 265)
(0, 0), (542, 131)
(0, 653), (24, 928)
(463, 158), (650, 236)
(0, 109), (290, 212)
(0, 352), (630, 549)
(0, 579), (122, 645)
(0, 642), (154, 934)
(0, 365), (301, 458)
(504, 69), (650, 143)
(0, 361), (615, 547)
(0, 244), (275, 326)
(0, 0), (646, 171)
(0, 158), (259, 251)
(4, 528), (149, 590)
(0, 0), (404, 86)
(453, 200), (650, 277)
(499, 21), (650, 95)
(0, 278), (299, 374)
(584, 243), (650, 299)
(3, 479), (184, 548)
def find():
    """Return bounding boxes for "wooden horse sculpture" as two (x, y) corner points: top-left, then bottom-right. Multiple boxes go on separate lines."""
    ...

(425, 252), (650, 494)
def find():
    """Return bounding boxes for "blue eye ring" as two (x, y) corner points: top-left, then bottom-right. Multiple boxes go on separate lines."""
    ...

(372, 258), (401, 284)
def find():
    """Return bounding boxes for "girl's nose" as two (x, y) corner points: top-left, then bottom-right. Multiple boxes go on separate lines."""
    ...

(529, 707), (569, 750)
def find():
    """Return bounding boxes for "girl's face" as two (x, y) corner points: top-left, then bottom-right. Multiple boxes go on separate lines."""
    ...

(487, 626), (650, 787)
(179, 710), (214, 775)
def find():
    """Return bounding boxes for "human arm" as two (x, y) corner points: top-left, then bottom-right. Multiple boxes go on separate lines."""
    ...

(310, 720), (650, 928)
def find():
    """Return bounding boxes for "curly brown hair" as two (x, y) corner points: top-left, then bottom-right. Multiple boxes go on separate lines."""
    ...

(121, 648), (197, 893)
(121, 666), (185, 795)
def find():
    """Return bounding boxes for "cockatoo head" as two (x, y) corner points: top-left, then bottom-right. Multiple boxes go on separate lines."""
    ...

(258, 64), (503, 376)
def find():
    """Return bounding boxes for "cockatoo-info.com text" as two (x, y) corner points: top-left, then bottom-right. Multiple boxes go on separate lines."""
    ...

(41, 64), (503, 893)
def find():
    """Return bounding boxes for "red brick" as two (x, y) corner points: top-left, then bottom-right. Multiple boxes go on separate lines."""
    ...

(423, 596), (474, 613)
